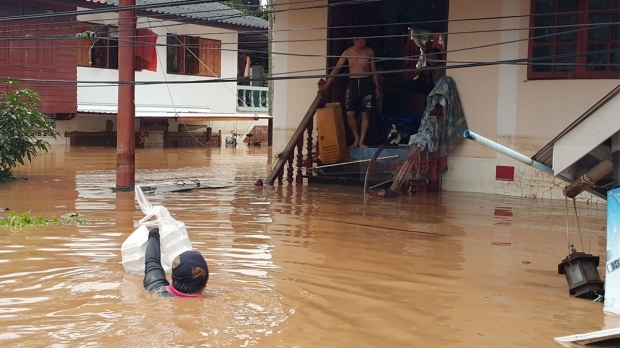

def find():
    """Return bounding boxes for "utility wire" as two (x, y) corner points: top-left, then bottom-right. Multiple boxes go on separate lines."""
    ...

(1, 20), (617, 45)
(6, 48), (618, 88)
(0, 0), (382, 50)
(1, 20), (614, 65)
(0, 0), (374, 25)
(0, 2), (617, 36)
(0, 0), (228, 22)
(0, 0), (338, 36)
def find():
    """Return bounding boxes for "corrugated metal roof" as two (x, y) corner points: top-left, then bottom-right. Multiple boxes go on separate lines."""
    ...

(83, 0), (268, 29)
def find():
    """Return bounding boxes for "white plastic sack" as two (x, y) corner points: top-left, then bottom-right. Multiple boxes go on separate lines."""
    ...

(120, 185), (193, 275)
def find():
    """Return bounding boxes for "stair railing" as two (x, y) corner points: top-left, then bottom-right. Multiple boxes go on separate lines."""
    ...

(265, 80), (326, 185)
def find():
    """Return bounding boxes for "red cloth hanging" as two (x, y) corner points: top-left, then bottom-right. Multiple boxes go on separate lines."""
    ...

(135, 28), (158, 72)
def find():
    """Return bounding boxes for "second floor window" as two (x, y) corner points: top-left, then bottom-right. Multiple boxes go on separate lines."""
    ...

(77, 23), (118, 69)
(166, 34), (221, 77)
(528, 0), (619, 79)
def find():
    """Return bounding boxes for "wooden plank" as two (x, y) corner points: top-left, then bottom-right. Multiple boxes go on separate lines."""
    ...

(555, 327), (620, 345)
(138, 183), (233, 194)
(0, 17), (77, 115)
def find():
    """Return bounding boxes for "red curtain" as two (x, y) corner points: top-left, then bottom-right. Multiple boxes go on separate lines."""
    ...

(135, 28), (158, 72)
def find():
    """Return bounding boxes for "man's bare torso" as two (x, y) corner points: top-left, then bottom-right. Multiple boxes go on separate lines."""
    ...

(343, 46), (374, 78)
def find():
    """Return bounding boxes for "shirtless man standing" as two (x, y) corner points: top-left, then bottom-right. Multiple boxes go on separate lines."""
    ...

(319, 37), (380, 148)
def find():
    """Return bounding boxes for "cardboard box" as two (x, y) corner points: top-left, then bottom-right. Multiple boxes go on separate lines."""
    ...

(316, 102), (348, 164)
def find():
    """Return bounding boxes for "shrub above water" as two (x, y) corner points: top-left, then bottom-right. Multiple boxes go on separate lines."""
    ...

(0, 81), (59, 181)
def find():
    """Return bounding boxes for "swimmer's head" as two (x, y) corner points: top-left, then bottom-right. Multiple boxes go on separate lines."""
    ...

(171, 250), (209, 295)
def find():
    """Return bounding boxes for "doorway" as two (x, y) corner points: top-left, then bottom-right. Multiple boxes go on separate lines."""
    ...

(326, 0), (449, 147)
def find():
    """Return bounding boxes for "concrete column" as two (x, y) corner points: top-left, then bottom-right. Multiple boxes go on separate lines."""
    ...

(613, 131), (620, 189)
(116, 0), (136, 189)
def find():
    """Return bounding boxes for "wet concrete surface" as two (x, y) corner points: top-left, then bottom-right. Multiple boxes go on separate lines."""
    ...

(0, 146), (611, 347)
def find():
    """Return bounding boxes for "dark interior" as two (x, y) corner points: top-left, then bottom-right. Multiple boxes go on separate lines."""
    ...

(327, 0), (449, 146)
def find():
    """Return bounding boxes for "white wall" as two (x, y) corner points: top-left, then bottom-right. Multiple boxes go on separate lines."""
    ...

(76, 10), (239, 114)
(272, 0), (327, 151)
(52, 114), (268, 147)
(443, 0), (618, 200)
(269, 0), (616, 199)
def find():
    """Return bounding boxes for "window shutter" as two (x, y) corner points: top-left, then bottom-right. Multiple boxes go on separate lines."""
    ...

(77, 22), (92, 67)
(199, 38), (221, 77)
(211, 40), (221, 78)
(199, 38), (209, 76)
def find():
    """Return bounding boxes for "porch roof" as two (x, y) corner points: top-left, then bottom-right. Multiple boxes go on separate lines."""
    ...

(77, 102), (272, 120)
(81, 0), (268, 29)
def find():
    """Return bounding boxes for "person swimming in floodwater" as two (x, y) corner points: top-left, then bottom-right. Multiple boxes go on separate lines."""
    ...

(319, 36), (381, 149)
(143, 228), (209, 298)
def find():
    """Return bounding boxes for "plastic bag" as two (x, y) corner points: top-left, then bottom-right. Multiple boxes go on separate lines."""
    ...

(120, 185), (193, 275)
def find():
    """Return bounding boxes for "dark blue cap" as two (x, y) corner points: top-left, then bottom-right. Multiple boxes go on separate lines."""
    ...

(171, 250), (209, 282)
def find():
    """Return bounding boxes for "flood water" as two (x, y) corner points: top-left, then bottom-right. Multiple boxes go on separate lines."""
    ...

(0, 145), (612, 347)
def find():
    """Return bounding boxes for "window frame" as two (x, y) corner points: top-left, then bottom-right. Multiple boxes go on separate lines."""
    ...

(76, 22), (119, 69)
(527, 0), (620, 80)
(166, 34), (221, 77)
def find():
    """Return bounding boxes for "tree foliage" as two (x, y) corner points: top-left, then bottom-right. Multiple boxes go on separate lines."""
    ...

(225, 0), (269, 21)
(0, 82), (58, 181)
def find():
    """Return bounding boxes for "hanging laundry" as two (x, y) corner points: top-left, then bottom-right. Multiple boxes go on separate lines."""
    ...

(135, 28), (158, 72)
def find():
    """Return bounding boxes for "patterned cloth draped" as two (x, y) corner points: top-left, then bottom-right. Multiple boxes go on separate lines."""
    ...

(407, 76), (468, 157)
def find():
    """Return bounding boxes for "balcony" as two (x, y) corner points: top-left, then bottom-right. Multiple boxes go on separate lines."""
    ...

(237, 85), (269, 113)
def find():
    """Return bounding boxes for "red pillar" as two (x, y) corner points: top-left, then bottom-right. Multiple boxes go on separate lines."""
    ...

(116, 0), (136, 189)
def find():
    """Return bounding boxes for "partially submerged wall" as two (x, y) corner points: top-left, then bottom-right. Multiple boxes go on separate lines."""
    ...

(271, 0), (328, 151)
(444, 0), (617, 200)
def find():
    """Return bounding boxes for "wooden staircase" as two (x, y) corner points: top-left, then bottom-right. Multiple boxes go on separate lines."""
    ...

(264, 81), (325, 185)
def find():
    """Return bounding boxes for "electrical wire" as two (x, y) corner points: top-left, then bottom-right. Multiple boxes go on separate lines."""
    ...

(154, 17), (245, 104)
(152, 21), (210, 148)
(0, 0), (374, 27)
(0, 0), (227, 22)
(0, 1), (617, 38)
(5, 47), (618, 88)
(104, 6), (620, 39)
(1, 2), (616, 87)
(2, 20), (618, 47)
(0, 0), (339, 36)
(3, 21), (614, 78)
(2, 19), (615, 68)
(148, 16), (257, 145)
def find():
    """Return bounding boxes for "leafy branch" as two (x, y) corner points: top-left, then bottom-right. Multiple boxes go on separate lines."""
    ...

(0, 81), (59, 181)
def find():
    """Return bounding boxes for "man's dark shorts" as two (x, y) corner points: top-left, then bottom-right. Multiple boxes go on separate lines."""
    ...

(345, 77), (375, 114)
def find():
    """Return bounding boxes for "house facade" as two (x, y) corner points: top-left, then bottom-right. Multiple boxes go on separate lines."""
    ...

(271, 0), (619, 199)
(0, 0), (270, 148)
(0, 1), (78, 116)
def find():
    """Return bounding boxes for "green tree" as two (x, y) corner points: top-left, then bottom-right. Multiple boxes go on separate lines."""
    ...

(225, 0), (269, 21)
(0, 82), (58, 181)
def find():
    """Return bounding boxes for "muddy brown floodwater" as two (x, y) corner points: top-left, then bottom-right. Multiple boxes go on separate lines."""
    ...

(0, 146), (612, 347)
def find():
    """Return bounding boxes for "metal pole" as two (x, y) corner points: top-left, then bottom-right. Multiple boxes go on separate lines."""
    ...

(311, 155), (399, 170)
(267, 0), (274, 146)
(116, 0), (136, 190)
(463, 130), (554, 175)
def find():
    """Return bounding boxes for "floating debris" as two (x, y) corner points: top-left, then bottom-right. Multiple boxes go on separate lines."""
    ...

(0, 211), (108, 228)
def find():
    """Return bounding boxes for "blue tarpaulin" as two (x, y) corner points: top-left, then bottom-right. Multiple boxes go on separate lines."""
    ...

(604, 188), (620, 314)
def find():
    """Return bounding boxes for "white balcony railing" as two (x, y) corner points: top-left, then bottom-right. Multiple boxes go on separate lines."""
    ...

(237, 85), (269, 112)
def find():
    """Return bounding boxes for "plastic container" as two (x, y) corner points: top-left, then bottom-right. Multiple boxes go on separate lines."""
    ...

(316, 102), (348, 164)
